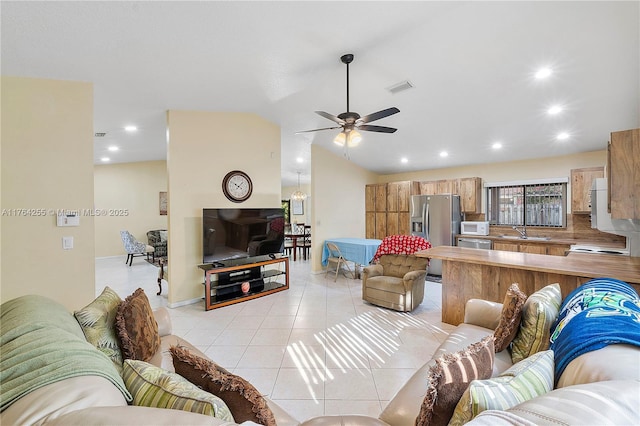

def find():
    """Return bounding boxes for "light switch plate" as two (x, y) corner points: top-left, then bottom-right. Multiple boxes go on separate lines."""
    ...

(63, 236), (74, 250)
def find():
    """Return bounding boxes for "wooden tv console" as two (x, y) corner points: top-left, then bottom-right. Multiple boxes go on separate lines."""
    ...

(198, 256), (289, 311)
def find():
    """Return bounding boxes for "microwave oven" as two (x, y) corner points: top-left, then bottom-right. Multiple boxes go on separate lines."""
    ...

(461, 221), (490, 236)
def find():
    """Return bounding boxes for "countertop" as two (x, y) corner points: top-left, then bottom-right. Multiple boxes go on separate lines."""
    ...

(415, 246), (640, 284)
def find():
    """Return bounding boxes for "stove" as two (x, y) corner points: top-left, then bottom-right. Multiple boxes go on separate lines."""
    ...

(569, 244), (630, 256)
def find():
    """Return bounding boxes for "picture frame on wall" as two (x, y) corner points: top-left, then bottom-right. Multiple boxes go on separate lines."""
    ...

(292, 199), (303, 215)
(159, 191), (167, 215)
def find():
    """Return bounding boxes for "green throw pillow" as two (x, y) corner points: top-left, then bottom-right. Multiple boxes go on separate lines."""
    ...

(123, 359), (234, 421)
(74, 286), (124, 372)
(511, 283), (562, 363)
(450, 350), (554, 425)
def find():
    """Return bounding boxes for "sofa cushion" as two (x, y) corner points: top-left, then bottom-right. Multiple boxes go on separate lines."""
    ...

(510, 283), (561, 363)
(123, 360), (234, 421)
(171, 345), (276, 426)
(74, 286), (124, 371)
(0, 376), (128, 426)
(450, 350), (554, 425)
(364, 276), (405, 294)
(468, 380), (640, 426)
(493, 283), (527, 352)
(556, 343), (640, 387)
(378, 254), (429, 279)
(415, 335), (495, 426)
(116, 288), (161, 362)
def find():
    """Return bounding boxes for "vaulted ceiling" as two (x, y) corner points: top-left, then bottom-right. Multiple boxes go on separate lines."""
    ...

(2, 1), (638, 186)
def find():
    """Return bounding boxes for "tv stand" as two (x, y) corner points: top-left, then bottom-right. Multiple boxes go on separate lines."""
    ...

(198, 256), (289, 311)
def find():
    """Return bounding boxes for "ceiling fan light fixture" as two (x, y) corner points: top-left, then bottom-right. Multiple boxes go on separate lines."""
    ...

(334, 131), (346, 146)
(347, 130), (362, 147)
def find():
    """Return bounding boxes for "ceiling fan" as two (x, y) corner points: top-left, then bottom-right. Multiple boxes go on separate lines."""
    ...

(297, 53), (399, 147)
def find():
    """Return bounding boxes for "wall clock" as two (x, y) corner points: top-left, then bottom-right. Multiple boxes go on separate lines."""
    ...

(222, 170), (253, 203)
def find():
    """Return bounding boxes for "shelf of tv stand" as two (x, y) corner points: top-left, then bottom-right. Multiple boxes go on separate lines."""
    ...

(198, 256), (289, 311)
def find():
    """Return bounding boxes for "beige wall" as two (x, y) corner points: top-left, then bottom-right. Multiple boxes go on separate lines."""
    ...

(1, 76), (95, 310)
(94, 161), (168, 257)
(310, 145), (378, 273)
(282, 183), (311, 224)
(379, 150), (607, 213)
(166, 111), (281, 306)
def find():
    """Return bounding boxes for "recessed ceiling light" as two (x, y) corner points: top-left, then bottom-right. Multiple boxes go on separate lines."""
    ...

(557, 132), (570, 141)
(100, 157), (110, 162)
(124, 125), (137, 132)
(401, 157), (408, 164)
(547, 105), (563, 115)
(296, 157), (303, 163)
(108, 146), (119, 151)
(535, 67), (552, 79)
(492, 142), (503, 149)
(439, 151), (448, 158)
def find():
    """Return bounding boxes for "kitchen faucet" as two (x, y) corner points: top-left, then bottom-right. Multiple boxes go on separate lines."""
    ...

(513, 225), (527, 239)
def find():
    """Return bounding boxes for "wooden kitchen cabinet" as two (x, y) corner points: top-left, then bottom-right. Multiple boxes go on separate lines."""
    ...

(458, 177), (482, 213)
(519, 244), (547, 255)
(420, 181), (437, 195)
(609, 128), (640, 219)
(571, 167), (604, 214)
(493, 241), (519, 252)
(366, 181), (418, 239)
(437, 179), (458, 195)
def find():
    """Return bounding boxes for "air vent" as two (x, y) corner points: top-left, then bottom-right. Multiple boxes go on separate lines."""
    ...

(94, 132), (107, 137)
(386, 80), (414, 94)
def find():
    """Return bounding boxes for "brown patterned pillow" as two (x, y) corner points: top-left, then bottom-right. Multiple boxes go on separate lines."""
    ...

(115, 288), (160, 362)
(416, 335), (495, 426)
(170, 345), (276, 426)
(493, 283), (528, 352)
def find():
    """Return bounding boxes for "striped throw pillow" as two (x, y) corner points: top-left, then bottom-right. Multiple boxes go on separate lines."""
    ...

(511, 283), (562, 363)
(449, 350), (554, 425)
(123, 359), (234, 421)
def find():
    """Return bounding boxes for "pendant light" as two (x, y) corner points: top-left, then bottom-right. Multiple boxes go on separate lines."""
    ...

(290, 171), (307, 201)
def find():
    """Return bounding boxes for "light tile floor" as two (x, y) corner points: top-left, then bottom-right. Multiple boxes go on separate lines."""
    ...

(95, 255), (455, 421)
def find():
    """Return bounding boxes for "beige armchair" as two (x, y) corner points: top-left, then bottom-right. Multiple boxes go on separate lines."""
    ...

(362, 254), (429, 312)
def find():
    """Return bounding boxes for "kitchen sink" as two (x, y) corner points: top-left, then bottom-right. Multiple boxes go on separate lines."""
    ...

(498, 235), (551, 241)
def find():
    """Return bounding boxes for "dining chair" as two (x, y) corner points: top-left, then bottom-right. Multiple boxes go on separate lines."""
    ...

(298, 225), (312, 260)
(325, 242), (353, 281)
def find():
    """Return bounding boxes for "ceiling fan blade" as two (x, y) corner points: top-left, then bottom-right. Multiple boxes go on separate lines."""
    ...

(295, 126), (342, 134)
(315, 111), (345, 125)
(357, 124), (397, 133)
(358, 107), (400, 124)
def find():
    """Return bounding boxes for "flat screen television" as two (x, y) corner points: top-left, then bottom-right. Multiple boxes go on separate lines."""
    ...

(202, 208), (285, 264)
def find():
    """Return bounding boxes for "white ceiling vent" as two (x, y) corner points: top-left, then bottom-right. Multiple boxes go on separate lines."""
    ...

(94, 132), (107, 137)
(386, 80), (414, 94)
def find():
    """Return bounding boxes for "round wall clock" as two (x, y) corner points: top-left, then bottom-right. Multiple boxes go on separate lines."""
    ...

(222, 170), (253, 203)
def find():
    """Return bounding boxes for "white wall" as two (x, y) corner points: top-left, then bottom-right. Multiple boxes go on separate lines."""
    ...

(310, 145), (378, 273)
(1, 76), (95, 310)
(166, 110), (281, 305)
(94, 161), (168, 257)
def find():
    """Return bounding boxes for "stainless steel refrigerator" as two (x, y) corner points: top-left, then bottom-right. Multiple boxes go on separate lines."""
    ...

(410, 194), (462, 275)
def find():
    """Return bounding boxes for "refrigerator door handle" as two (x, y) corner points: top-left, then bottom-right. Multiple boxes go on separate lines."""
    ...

(424, 203), (430, 241)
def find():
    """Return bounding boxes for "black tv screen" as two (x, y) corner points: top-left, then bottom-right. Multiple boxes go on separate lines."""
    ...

(202, 208), (285, 264)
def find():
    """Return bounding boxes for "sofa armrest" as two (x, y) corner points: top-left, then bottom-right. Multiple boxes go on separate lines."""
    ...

(153, 307), (172, 337)
(464, 299), (503, 330)
(402, 270), (427, 289)
(363, 264), (383, 279)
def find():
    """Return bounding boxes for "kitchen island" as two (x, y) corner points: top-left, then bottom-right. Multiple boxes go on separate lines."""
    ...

(415, 246), (640, 325)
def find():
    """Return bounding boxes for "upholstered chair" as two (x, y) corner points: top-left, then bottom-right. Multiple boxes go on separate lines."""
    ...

(146, 229), (168, 258)
(362, 254), (429, 312)
(120, 230), (155, 266)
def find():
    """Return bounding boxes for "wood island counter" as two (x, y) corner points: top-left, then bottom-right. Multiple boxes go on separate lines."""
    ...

(415, 246), (640, 325)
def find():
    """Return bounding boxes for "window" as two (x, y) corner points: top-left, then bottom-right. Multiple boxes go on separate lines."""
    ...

(486, 179), (567, 227)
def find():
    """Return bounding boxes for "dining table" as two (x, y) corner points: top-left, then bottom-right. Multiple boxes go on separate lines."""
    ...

(284, 225), (311, 261)
(321, 237), (383, 278)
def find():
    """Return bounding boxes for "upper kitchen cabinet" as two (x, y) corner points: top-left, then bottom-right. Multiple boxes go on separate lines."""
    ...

(609, 128), (640, 219)
(458, 177), (482, 213)
(571, 167), (604, 214)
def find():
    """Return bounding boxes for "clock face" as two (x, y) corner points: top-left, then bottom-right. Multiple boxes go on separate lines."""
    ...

(222, 170), (253, 202)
